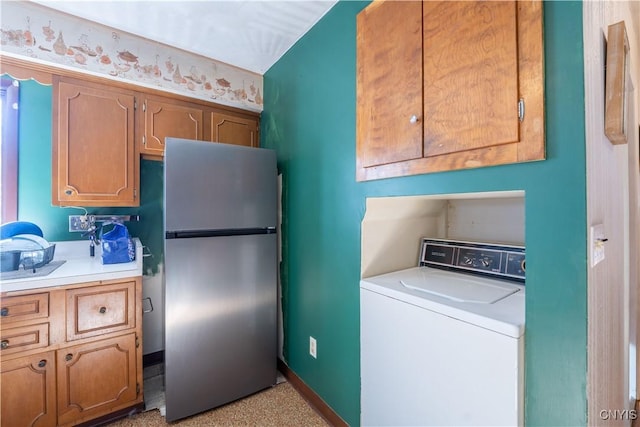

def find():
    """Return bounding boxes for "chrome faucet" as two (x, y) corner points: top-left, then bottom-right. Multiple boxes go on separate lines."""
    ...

(79, 215), (139, 257)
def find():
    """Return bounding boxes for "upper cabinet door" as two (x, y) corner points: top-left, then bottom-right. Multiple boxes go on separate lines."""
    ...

(356, 0), (424, 169)
(356, 0), (544, 181)
(53, 76), (138, 206)
(423, 1), (518, 156)
(209, 112), (259, 148)
(140, 96), (204, 158)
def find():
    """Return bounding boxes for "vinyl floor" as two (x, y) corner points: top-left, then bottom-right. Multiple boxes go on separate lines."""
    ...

(106, 365), (329, 427)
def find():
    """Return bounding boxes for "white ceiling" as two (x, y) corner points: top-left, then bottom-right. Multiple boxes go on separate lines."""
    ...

(33, 0), (338, 75)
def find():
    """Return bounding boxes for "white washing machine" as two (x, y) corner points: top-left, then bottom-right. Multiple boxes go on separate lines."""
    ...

(360, 239), (525, 426)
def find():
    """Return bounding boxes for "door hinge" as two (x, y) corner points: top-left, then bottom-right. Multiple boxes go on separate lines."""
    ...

(518, 98), (525, 122)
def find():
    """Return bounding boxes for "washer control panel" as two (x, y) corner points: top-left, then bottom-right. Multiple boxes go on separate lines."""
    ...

(420, 238), (525, 282)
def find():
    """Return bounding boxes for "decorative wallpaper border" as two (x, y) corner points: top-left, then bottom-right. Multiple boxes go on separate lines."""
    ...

(1, 1), (263, 112)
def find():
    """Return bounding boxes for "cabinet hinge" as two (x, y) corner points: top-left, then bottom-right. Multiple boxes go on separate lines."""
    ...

(136, 382), (140, 396)
(134, 99), (137, 110)
(142, 101), (146, 112)
(518, 98), (525, 122)
(142, 135), (146, 146)
(134, 189), (138, 199)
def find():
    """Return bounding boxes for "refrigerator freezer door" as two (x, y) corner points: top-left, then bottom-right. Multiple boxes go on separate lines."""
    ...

(164, 233), (278, 422)
(164, 138), (277, 232)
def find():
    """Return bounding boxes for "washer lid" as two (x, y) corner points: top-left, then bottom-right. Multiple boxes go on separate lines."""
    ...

(399, 270), (520, 304)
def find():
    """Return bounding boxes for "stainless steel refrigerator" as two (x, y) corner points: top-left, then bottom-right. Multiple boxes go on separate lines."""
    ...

(163, 137), (278, 422)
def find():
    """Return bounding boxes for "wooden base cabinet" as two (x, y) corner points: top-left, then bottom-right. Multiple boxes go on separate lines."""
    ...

(0, 277), (143, 427)
(1, 351), (57, 427)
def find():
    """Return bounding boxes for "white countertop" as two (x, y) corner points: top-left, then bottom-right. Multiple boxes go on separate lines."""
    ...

(0, 238), (143, 294)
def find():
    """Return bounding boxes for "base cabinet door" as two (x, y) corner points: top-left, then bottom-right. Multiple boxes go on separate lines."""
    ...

(1, 351), (57, 427)
(56, 333), (138, 426)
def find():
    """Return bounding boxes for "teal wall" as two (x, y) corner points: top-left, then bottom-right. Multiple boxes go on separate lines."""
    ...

(263, 1), (587, 425)
(11, 79), (164, 275)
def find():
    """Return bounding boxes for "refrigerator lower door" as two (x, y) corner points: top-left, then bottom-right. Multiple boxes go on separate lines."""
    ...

(164, 233), (277, 422)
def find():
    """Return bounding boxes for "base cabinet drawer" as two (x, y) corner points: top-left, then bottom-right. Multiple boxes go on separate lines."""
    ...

(66, 281), (136, 341)
(1, 351), (57, 427)
(57, 333), (139, 426)
(1, 322), (49, 355)
(0, 292), (49, 324)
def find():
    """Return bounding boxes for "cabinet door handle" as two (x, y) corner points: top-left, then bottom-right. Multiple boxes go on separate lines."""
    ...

(65, 353), (73, 361)
(65, 189), (73, 195)
(99, 306), (107, 314)
(0, 307), (8, 316)
(409, 115), (419, 124)
(1, 340), (9, 349)
(38, 360), (47, 368)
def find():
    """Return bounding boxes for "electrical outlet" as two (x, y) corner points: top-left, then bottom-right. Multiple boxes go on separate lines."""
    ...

(590, 223), (606, 267)
(309, 336), (317, 359)
(69, 215), (91, 232)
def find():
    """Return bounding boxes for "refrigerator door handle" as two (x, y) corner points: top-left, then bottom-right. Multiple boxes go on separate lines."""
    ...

(166, 227), (276, 240)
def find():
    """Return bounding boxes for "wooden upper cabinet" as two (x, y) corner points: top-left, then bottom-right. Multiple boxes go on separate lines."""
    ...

(139, 97), (259, 158)
(140, 96), (204, 159)
(53, 76), (139, 206)
(356, 0), (545, 181)
(209, 111), (259, 148)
